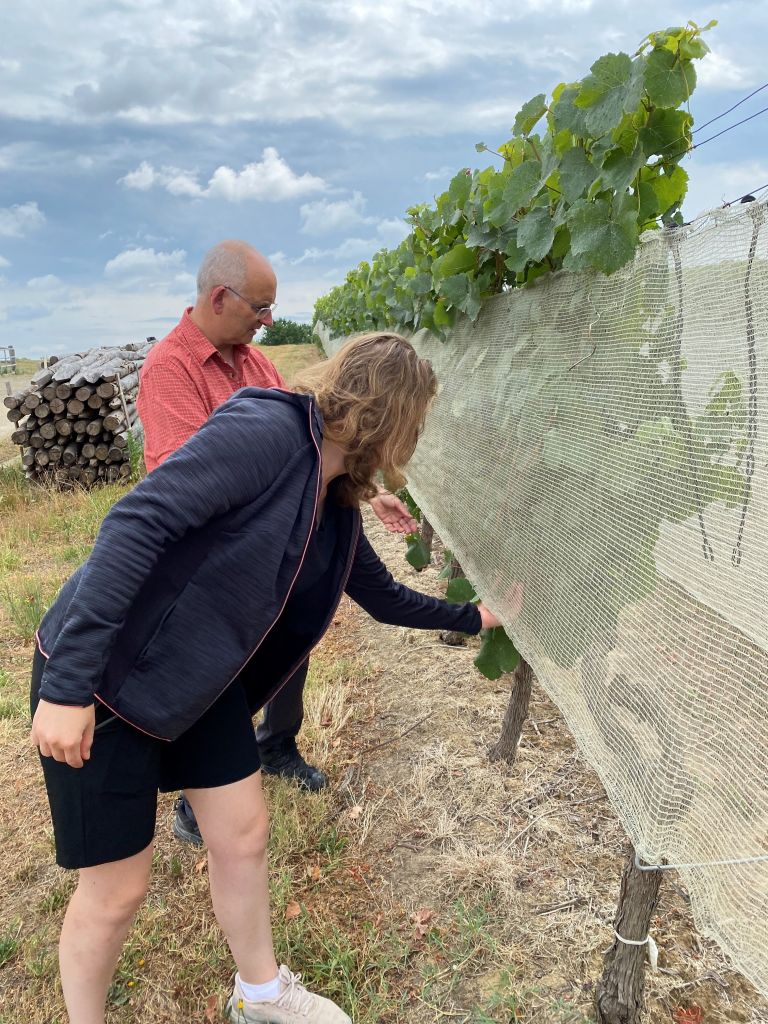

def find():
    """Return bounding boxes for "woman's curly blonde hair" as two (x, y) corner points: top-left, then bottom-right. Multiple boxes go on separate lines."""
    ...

(293, 332), (437, 505)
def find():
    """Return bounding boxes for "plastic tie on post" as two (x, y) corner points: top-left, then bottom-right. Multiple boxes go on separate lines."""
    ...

(614, 930), (659, 970)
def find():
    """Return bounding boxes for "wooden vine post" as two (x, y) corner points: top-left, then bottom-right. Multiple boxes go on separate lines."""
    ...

(595, 843), (663, 1024)
(441, 555), (468, 647)
(420, 516), (434, 560)
(489, 658), (534, 766)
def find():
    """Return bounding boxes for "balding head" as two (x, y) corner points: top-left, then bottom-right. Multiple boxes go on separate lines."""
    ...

(196, 240), (275, 297)
(189, 240), (278, 352)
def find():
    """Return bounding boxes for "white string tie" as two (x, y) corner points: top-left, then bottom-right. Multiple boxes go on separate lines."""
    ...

(614, 931), (659, 970)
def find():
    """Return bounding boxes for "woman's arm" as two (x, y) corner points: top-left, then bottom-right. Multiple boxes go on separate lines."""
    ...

(345, 531), (496, 633)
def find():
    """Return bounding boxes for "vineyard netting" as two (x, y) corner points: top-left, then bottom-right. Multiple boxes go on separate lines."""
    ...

(317, 197), (768, 994)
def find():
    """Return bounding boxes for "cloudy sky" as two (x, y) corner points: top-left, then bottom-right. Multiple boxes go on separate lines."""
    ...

(0, 0), (766, 358)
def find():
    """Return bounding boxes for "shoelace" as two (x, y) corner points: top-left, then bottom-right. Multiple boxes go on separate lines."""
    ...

(275, 970), (315, 1014)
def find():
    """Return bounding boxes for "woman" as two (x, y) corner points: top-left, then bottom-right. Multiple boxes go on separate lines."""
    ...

(30, 332), (501, 1024)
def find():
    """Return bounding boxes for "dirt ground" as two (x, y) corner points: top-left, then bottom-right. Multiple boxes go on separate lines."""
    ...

(347, 509), (768, 1024)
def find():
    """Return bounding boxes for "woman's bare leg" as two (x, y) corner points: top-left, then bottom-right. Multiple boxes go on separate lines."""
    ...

(185, 772), (278, 983)
(59, 843), (153, 1024)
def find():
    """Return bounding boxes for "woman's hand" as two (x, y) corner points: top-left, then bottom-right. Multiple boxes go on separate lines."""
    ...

(31, 700), (96, 769)
(477, 603), (502, 629)
(368, 491), (419, 534)
(477, 584), (523, 630)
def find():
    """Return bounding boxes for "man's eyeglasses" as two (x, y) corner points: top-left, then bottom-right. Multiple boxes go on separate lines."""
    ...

(223, 285), (277, 321)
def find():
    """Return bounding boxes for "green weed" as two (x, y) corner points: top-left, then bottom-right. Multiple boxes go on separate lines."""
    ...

(0, 667), (25, 720)
(0, 921), (21, 966)
(0, 580), (56, 641)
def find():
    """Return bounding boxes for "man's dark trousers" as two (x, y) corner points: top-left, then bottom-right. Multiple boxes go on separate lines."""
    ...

(255, 660), (308, 746)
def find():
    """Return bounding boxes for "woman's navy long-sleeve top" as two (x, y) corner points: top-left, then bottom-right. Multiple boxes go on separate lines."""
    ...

(36, 388), (481, 741)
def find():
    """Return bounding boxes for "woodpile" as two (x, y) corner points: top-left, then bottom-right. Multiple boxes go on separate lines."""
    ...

(3, 340), (155, 487)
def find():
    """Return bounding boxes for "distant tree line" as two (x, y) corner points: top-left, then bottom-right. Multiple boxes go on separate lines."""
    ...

(260, 319), (314, 346)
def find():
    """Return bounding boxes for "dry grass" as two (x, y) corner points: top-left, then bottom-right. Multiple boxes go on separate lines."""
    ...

(253, 341), (323, 381)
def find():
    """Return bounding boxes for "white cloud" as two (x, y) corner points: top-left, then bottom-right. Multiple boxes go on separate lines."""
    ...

(0, 255), (10, 268)
(697, 51), (758, 91)
(27, 274), (62, 290)
(300, 192), (373, 235)
(119, 149), (328, 203)
(119, 160), (157, 190)
(291, 216), (410, 266)
(423, 166), (454, 182)
(104, 247), (187, 279)
(0, 201), (45, 238)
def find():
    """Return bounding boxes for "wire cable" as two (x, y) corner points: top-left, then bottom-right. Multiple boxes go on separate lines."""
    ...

(722, 183), (768, 207)
(693, 82), (768, 134)
(693, 103), (768, 149)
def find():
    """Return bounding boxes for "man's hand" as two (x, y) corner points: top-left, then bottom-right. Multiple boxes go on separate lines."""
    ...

(369, 491), (419, 534)
(31, 700), (96, 769)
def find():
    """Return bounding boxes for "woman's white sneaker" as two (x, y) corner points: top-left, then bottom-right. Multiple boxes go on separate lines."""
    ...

(226, 965), (351, 1023)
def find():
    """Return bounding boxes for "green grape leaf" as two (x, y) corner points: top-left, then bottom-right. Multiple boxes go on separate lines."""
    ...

(513, 93), (548, 137)
(461, 278), (483, 321)
(446, 576), (477, 603)
(397, 488), (422, 521)
(404, 270), (432, 296)
(567, 197), (639, 274)
(405, 533), (431, 570)
(504, 233), (528, 272)
(517, 207), (556, 262)
(475, 142), (487, 153)
(550, 85), (589, 137)
(644, 48), (697, 107)
(639, 108), (692, 158)
(474, 628), (521, 680)
(440, 272), (470, 308)
(438, 551), (455, 579)
(575, 52), (645, 136)
(650, 164), (688, 214)
(433, 299), (453, 328)
(679, 36), (709, 59)
(638, 180), (662, 221)
(558, 146), (598, 203)
(432, 243), (475, 279)
(599, 142), (646, 192)
(503, 159), (543, 212)
(448, 170), (472, 209)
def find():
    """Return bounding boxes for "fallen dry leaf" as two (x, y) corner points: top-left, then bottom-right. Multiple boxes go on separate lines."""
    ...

(674, 1008), (704, 1024)
(195, 858), (207, 875)
(204, 994), (217, 1022)
(308, 864), (322, 882)
(410, 907), (435, 938)
(348, 805), (363, 820)
(285, 900), (301, 921)
(331, 737), (341, 748)
(320, 711), (333, 728)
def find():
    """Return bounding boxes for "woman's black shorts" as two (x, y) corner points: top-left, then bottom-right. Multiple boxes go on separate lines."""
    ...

(31, 646), (263, 870)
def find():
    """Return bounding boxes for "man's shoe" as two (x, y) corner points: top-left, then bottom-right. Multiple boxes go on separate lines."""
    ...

(172, 793), (203, 847)
(226, 966), (351, 1023)
(259, 738), (328, 792)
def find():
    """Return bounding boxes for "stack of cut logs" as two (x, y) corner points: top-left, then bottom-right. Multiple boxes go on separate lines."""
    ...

(3, 340), (154, 487)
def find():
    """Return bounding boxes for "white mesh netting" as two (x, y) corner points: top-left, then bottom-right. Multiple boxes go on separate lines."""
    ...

(317, 198), (768, 994)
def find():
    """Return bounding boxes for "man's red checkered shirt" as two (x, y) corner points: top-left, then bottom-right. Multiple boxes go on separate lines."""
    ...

(137, 309), (286, 472)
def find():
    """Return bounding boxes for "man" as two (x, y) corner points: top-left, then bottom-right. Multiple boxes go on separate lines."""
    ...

(138, 240), (417, 846)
